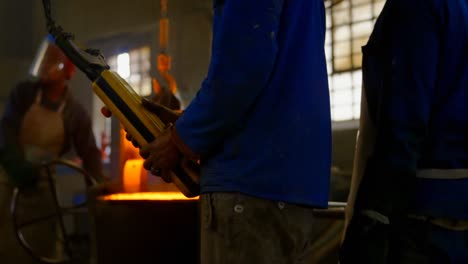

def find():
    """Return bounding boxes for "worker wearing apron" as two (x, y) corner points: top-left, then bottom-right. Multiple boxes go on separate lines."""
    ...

(0, 35), (105, 262)
(0, 90), (66, 263)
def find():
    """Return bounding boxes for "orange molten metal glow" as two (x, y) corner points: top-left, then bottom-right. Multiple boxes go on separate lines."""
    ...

(101, 192), (199, 201)
(123, 159), (147, 193)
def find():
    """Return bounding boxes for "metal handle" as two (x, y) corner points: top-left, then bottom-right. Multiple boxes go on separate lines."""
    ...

(312, 201), (347, 219)
(41, 0), (109, 81)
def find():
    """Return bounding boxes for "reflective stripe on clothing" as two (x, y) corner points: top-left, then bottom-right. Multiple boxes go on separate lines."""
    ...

(414, 168), (468, 220)
(416, 169), (468, 180)
(408, 214), (468, 231)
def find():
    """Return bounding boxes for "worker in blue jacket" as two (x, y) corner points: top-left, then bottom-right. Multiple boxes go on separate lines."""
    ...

(341, 0), (468, 263)
(137, 0), (331, 262)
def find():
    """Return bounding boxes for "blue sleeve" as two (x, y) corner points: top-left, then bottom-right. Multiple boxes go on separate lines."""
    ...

(374, 0), (440, 172)
(175, 0), (284, 157)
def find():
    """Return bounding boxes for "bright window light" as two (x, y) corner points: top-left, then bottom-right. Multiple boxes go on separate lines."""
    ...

(326, 0), (385, 123)
(109, 46), (152, 96)
(117, 52), (130, 79)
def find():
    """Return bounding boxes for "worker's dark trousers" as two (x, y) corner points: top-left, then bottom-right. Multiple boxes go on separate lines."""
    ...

(200, 192), (324, 264)
(388, 219), (468, 264)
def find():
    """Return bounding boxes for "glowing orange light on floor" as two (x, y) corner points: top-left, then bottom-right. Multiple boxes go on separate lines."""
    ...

(101, 192), (199, 201)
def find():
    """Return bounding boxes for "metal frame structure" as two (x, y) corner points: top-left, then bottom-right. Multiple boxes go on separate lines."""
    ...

(326, 0), (385, 122)
(10, 159), (97, 263)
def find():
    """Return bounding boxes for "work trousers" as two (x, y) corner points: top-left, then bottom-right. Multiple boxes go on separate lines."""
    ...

(200, 192), (327, 264)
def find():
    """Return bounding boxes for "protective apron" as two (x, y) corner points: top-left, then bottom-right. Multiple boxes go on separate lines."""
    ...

(0, 88), (65, 262)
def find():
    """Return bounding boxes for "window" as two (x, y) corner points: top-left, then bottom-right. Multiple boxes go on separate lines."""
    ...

(107, 46), (152, 96)
(325, 0), (385, 122)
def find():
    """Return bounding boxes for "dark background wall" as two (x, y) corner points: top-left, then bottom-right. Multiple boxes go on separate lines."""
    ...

(333, 128), (358, 171)
(0, 0), (40, 104)
(0, 0), (212, 107)
(0, 0), (358, 173)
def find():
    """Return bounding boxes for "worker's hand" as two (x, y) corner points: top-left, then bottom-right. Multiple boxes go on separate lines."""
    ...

(100, 99), (182, 149)
(141, 98), (182, 124)
(140, 124), (181, 182)
(87, 179), (123, 201)
(100, 107), (141, 148)
(100, 99), (182, 124)
(124, 130), (140, 149)
(339, 211), (391, 264)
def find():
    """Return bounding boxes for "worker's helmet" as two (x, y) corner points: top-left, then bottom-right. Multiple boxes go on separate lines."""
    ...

(29, 34), (76, 82)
